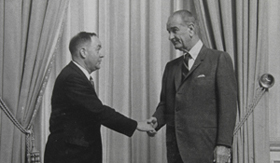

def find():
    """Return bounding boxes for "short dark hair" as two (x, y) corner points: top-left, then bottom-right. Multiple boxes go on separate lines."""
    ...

(69, 32), (97, 54)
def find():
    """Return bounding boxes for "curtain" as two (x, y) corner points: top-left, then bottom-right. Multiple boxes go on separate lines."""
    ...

(194, 0), (270, 162)
(0, 0), (69, 162)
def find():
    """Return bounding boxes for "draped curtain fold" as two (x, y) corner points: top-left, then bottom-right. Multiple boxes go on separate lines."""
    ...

(0, 0), (69, 162)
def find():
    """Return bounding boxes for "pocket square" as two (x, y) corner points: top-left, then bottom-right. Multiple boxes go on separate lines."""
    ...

(197, 74), (205, 78)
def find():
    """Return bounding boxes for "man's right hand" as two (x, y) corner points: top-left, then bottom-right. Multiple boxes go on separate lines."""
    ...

(146, 117), (158, 137)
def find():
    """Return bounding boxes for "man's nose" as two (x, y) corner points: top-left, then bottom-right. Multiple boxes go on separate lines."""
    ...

(169, 32), (175, 40)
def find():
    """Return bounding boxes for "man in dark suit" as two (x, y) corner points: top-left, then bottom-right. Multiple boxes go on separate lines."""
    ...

(44, 32), (155, 163)
(147, 10), (237, 163)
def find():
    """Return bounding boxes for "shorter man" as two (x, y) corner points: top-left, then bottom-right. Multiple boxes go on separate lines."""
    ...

(44, 32), (155, 163)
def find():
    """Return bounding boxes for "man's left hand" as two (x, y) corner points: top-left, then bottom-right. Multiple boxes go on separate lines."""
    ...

(213, 146), (231, 163)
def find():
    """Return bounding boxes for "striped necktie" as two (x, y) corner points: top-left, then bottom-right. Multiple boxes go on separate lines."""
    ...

(89, 76), (95, 88)
(182, 53), (191, 82)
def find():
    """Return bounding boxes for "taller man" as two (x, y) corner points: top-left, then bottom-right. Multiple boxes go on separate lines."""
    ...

(148, 10), (237, 163)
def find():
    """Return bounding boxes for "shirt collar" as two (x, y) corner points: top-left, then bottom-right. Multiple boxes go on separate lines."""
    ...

(187, 39), (203, 60)
(72, 61), (91, 80)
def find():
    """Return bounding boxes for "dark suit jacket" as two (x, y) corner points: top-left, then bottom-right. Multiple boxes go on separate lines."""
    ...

(44, 62), (137, 163)
(153, 46), (237, 163)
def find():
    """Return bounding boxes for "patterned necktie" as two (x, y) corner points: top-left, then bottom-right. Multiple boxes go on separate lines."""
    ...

(89, 76), (95, 88)
(182, 53), (191, 82)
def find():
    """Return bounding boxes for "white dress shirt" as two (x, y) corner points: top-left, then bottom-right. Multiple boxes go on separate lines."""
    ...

(186, 39), (203, 69)
(72, 61), (91, 80)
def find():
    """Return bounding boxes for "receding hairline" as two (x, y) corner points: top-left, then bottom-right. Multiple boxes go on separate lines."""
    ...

(169, 10), (197, 26)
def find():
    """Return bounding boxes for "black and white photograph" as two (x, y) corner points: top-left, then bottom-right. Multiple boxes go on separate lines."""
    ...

(0, 0), (279, 163)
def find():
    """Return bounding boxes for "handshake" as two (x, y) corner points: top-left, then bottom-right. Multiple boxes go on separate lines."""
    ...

(136, 117), (158, 137)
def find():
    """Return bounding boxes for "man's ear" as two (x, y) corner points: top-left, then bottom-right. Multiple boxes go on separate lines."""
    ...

(188, 24), (195, 38)
(79, 48), (87, 58)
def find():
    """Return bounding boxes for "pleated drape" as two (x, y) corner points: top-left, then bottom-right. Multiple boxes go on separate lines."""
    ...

(0, 0), (69, 163)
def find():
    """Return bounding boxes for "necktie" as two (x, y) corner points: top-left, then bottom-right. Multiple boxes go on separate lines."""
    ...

(182, 53), (191, 82)
(89, 76), (95, 88)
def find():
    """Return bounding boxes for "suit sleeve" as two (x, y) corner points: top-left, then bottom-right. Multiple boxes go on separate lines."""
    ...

(153, 64), (169, 130)
(216, 52), (237, 147)
(64, 74), (137, 137)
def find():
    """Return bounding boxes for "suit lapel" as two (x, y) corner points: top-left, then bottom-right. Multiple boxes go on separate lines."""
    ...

(177, 46), (208, 91)
(174, 56), (183, 91)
